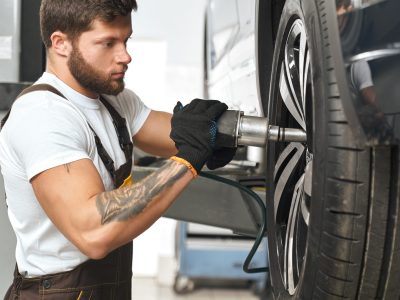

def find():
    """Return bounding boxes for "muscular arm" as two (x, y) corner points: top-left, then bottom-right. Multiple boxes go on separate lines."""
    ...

(96, 160), (186, 224)
(32, 159), (192, 259)
(133, 110), (177, 158)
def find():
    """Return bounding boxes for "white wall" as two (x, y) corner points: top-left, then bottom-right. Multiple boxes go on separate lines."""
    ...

(0, 111), (16, 295)
(127, 0), (208, 281)
(132, 0), (207, 111)
(0, 0), (20, 82)
(134, 0), (207, 66)
(0, 0), (20, 295)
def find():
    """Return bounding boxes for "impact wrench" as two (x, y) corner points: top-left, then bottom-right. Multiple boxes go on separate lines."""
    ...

(215, 110), (307, 148)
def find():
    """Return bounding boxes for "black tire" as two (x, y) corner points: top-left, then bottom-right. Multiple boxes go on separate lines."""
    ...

(265, 0), (400, 299)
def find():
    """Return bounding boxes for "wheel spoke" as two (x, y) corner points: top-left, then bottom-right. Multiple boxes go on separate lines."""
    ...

(300, 191), (310, 226)
(285, 21), (302, 106)
(279, 66), (305, 130)
(301, 159), (312, 225)
(280, 20), (307, 130)
(284, 174), (304, 295)
(304, 159), (313, 197)
(299, 24), (307, 108)
(303, 51), (310, 110)
(274, 142), (305, 219)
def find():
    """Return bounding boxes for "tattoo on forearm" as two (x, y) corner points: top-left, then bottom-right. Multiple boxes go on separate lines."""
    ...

(96, 161), (187, 224)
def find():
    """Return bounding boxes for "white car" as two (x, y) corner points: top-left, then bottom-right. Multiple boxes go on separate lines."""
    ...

(200, 0), (400, 299)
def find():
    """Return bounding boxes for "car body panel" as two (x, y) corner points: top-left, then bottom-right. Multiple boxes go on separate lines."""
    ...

(205, 0), (239, 104)
(206, 0), (261, 117)
(229, 0), (261, 116)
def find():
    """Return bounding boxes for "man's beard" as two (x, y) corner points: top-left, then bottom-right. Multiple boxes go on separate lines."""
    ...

(67, 46), (125, 96)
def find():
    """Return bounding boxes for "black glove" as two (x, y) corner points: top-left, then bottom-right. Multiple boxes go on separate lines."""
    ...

(170, 99), (228, 173)
(206, 147), (237, 170)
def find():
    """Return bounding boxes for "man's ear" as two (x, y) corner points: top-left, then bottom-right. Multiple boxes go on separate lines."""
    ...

(49, 31), (72, 57)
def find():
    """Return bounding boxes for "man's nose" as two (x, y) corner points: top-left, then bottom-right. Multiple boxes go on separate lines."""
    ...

(116, 47), (132, 65)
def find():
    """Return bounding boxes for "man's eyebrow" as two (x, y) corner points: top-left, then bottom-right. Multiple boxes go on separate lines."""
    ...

(94, 32), (133, 42)
(93, 36), (118, 43)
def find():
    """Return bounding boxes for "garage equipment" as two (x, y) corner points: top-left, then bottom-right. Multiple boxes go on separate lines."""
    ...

(174, 221), (267, 294)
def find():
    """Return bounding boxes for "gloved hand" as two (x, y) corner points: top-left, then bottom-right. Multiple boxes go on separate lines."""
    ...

(206, 147), (237, 170)
(170, 99), (228, 173)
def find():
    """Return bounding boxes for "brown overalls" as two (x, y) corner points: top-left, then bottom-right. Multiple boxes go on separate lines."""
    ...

(4, 243), (132, 299)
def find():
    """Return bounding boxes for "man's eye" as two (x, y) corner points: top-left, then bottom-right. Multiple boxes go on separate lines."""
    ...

(104, 41), (114, 48)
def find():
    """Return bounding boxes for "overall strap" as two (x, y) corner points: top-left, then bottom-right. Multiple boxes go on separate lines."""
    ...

(18, 83), (65, 98)
(99, 96), (133, 166)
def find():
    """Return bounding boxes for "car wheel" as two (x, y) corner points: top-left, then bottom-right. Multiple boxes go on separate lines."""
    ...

(265, 0), (400, 299)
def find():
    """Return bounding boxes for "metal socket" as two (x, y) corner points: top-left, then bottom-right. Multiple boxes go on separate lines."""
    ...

(216, 110), (307, 148)
(238, 115), (269, 147)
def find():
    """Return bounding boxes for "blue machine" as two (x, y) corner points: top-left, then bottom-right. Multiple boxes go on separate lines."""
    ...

(173, 221), (268, 294)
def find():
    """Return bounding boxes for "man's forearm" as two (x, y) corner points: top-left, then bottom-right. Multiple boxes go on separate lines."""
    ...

(96, 160), (188, 224)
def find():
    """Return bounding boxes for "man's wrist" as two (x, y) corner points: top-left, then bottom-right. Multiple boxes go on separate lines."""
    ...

(170, 156), (198, 178)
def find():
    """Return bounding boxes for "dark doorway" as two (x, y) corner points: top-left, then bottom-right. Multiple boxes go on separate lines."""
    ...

(20, 0), (45, 82)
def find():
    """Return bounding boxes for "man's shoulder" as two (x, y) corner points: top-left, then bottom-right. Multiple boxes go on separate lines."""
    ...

(17, 72), (69, 104)
(9, 87), (86, 132)
(13, 88), (73, 113)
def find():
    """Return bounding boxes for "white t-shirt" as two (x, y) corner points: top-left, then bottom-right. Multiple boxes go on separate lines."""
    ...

(0, 72), (150, 277)
(350, 60), (374, 91)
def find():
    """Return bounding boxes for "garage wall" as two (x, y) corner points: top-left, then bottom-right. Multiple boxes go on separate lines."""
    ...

(0, 0), (20, 295)
(0, 0), (20, 82)
(131, 0), (207, 112)
(0, 111), (16, 295)
(127, 0), (208, 280)
(134, 0), (207, 66)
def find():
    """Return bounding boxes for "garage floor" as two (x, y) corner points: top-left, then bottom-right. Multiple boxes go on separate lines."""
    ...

(131, 277), (259, 300)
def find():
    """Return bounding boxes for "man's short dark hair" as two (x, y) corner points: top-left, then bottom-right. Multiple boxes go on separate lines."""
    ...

(40, 0), (138, 48)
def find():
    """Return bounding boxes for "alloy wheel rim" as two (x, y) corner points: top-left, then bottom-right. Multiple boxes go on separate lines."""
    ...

(272, 18), (313, 295)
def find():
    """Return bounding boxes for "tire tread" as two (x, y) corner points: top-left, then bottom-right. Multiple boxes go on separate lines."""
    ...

(314, 1), (400, 299)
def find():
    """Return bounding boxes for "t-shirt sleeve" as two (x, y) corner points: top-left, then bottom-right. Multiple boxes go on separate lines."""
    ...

(351, 61), (374, 91)
(118, 89), (151, 136)
(8, 93), (93, 180)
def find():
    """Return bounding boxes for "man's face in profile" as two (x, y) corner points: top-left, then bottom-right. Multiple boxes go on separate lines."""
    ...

(67, 16), (132, 96)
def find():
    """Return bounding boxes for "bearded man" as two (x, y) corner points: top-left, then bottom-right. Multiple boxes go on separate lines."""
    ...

(0, 0), (231, 298)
